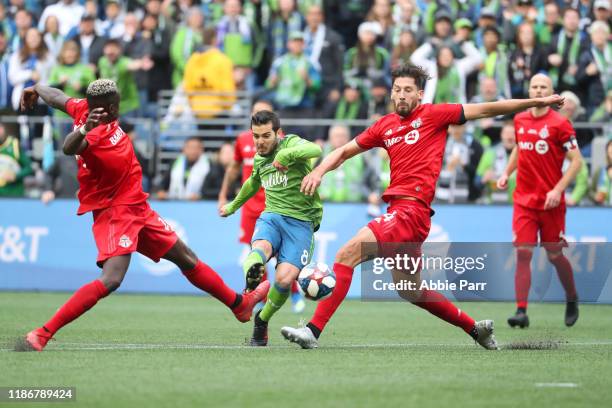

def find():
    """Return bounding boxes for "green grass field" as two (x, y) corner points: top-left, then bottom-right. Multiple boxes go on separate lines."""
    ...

(1, 292), (611, 408)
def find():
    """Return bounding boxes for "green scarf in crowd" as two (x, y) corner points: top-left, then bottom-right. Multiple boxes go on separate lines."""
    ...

(550, 30), (581, 87)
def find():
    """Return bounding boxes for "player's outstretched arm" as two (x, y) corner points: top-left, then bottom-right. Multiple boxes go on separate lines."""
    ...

(497, 146), (518, 190)
(21, 84), (71, 114)
(220, 176), (262, 217)
(301, 139), (365, 196)
(463, 95), (565, 121)
(274, 137), (322, 168)
(218, 160), (241, 210)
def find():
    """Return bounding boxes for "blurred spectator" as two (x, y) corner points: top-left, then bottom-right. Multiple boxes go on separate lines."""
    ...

(303, 4), (344, 106)
(479, 26), (511, 99)
(216, 0), (254, 72)
(268, 0), (305, 65)
(0, 123), (33, 197)
(98, 39), (152, 117)
(8, 28), (54, 113)
(475, 121), (517, 204)
(68, 13), (105, 71)
(577, 21), (611, 118)
(548, 8), (588, 95)
(48, 40), (95, 115)
(318, 124), (369, 202)
(40, 153), (79, 204)
(429, 8), (453, 48)
(509, 22), (549, 99)
(201, 0), (225, 25)
(592, 0), (611, 29)
(43, 15), (63, 59)
(368, 77), (391, 120)
(320, 80), (368, 138)
(559, 90), (593, 149)
(324, 0), (372, 48)
(183, 27), (236, 119)
(443, 124), (470, 176)
(473, 7), (498, 49)
(0, 3), (16, 45)
(171, 6), (204, 88)
(140, 13), (172, 117)
(535, 2), (562, 46)
(157, 137), (210, 201)
(8, 9), (33, 56)
(97, 0), (126, 39)
(344, 21), (389, 89)
(201, 142), (235, 200)
(144, 0), (176, 33)
(38, 0), (84, 38)
(411, 40), (482, 104)
(390, 27), (416, 69)
(121, 12), (152, 117)
(593, 141), (612, 205)
(390, 1), (422, 46)
(266, 31), (320, 111)
(565, 159), (591, 206)
(590, 89), (612, 123)
(0, 31), (13, 116)
(366, 0), (394, 47)
(501, 0), (538, 44)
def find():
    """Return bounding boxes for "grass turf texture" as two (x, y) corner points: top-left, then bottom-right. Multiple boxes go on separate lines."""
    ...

(1, 292), (611, 408)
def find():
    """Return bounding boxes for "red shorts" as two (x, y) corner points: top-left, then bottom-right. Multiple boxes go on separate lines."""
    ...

(367, 200), (432, 258)
(92, 202), (178, 267)
(512, 203), (566, 248)
(239, 208), (263, 244)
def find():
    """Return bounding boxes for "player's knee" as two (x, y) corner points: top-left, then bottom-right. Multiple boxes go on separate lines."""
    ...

(275, 273), (293, 289)
(100, 275), (123, 292)
(335, 242), (360, 267)
(546, 250), (562, 262)
(517, 248), (533, 262)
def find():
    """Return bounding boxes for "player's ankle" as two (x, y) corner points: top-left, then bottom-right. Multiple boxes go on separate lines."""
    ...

(307, 322), (321, 339)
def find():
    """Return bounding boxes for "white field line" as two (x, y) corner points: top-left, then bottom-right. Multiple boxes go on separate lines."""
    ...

(535, 383), (579, 388)
(2, 340), (612, 352)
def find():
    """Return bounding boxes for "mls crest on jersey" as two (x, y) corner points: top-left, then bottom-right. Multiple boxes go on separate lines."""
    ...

(539, 125), (549, 139)
(411, 118), (422, 129)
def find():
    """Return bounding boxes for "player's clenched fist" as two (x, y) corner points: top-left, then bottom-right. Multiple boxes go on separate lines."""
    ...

(300, 172), (322, 196)
(20, 86), (39, 111)
(496, 173), (509, 190)
(84, 108), (108, 132)
(219, 204), (231, 217)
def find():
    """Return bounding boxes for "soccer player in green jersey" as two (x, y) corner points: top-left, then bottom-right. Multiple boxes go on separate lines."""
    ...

(220, 110), (323, 346)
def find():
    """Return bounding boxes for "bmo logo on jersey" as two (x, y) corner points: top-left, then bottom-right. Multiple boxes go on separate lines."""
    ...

(518, 140), (548, 154)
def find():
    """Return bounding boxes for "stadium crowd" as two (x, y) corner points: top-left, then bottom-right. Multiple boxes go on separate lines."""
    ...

(0, 0), (610, 205)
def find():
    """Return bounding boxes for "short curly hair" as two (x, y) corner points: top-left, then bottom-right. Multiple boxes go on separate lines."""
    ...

(86, 79), (118, 98)
(391, 64), (431, 90)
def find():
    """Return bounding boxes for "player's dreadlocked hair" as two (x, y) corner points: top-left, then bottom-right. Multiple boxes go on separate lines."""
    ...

(86, 79), (118, 98)
(251, 110), (281, 133)
(391, 64), (431, 90)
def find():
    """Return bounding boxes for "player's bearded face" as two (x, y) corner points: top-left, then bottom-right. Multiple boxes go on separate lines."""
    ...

(391, 77), (423, 117)
(252, 123), (279, 156)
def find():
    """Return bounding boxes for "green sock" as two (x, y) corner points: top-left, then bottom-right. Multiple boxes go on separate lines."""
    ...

(259, 283), (290, 322)
(243, 248), (266, 278)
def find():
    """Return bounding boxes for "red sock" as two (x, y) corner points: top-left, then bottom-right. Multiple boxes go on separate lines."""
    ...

(515, 248), (532, 309)
(291, 280), (299, 294)
(183, 260), (237, 308)
(413, 289), (476, 333)
(309, 263), (353, 332)
(44, 279), (109, 335)
(550, 255), (577, 301)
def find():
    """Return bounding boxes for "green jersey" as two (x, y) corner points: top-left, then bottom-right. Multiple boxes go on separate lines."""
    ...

(226, 134), (323, 228)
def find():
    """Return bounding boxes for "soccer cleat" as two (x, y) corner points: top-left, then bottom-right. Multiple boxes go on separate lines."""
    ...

(233, 280), (270, 323)
(508, 311), (530, 328)
(291, 292), (305, 314)
(244, 262), (265, 293)
(565, 301), (579, 327)
(474, 320), (499, 350)
(280, 325), (318, 349)
(20, 328), (53, 352)
(249, 311), (268, 347)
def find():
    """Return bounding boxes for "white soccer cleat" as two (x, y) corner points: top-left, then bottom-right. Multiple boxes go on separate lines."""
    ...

(474, 320), (499, 350)
(281, 325), (319, 349)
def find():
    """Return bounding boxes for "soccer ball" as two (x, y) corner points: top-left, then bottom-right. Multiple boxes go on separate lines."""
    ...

(297, 262), (336, 301)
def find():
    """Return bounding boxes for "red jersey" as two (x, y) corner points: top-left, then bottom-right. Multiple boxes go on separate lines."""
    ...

(234, 130), (265, 214)
(66, 98), (148, 215)
(356, 103), (465, 206)
(513, 108), (577, 210)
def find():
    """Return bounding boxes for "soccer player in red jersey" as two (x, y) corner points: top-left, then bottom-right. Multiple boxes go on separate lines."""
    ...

(17, 80), (269, 352)
(281, 64), (566, 350)
(218, 100), (304, 312)
(497, 73), (581, 329)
